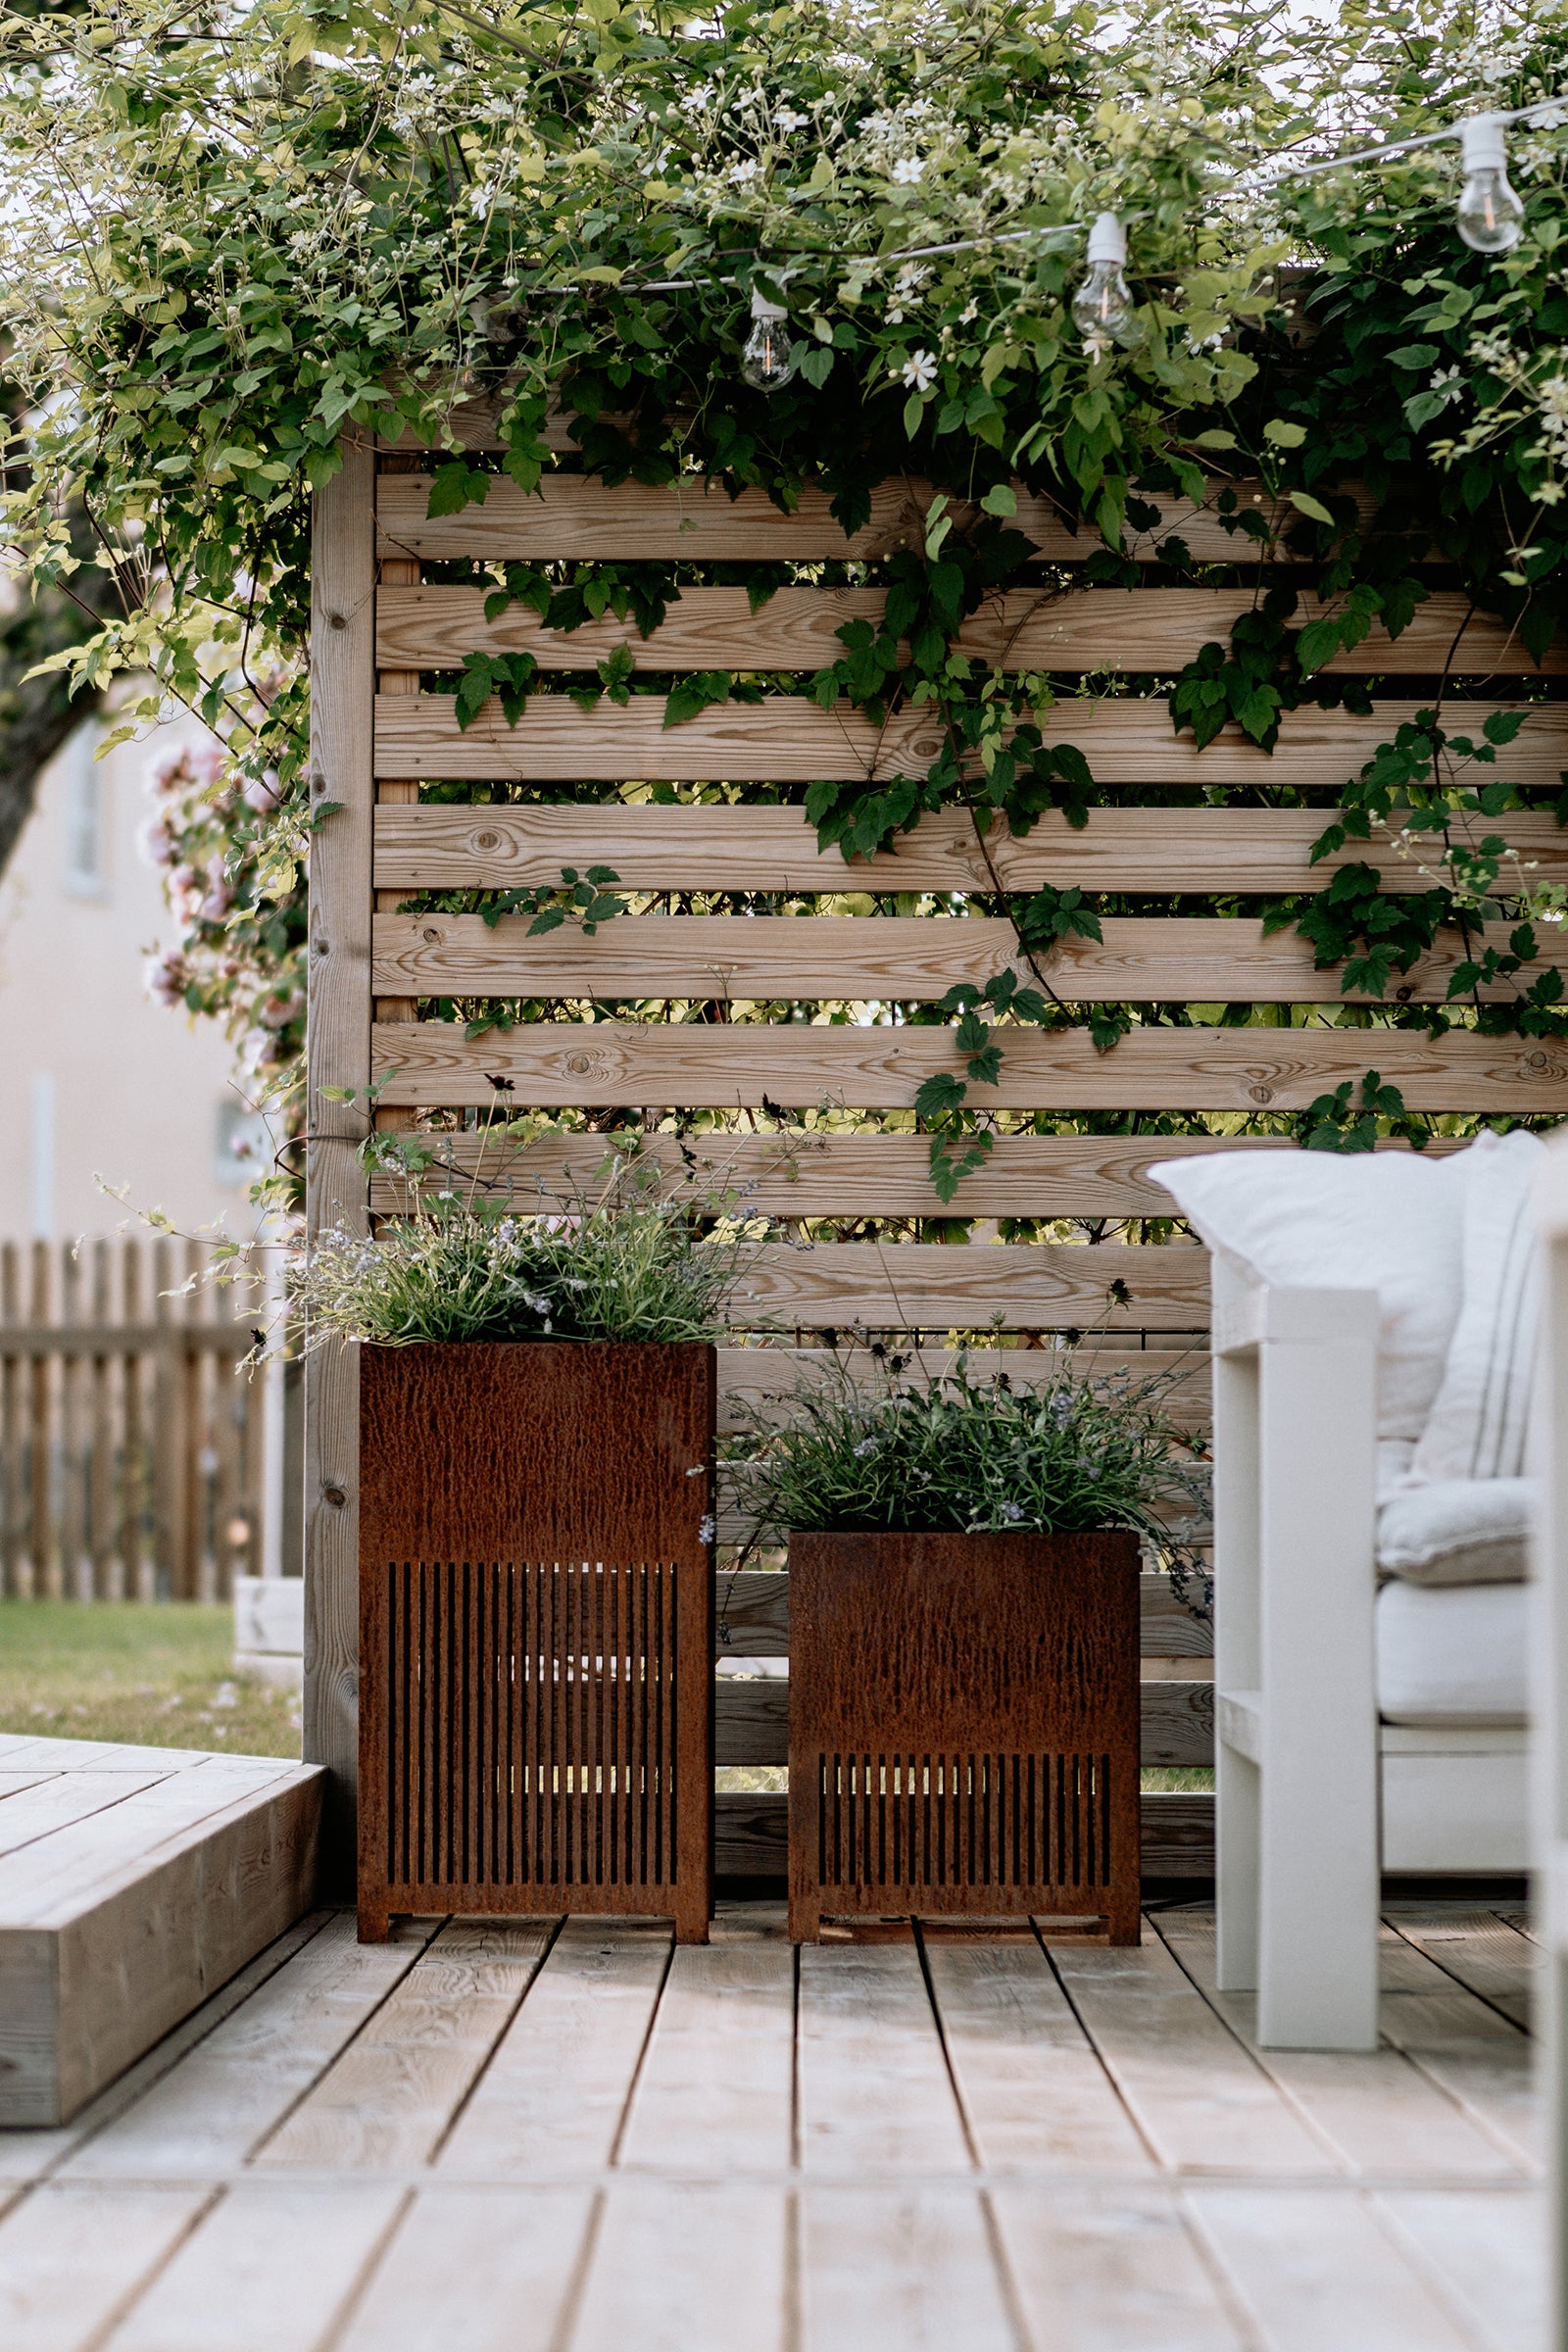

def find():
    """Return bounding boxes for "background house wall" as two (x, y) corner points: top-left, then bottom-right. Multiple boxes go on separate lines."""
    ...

(0, 717), (263, 1243)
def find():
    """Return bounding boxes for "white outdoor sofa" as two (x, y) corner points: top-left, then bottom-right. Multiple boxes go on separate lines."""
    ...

(1154, 1133), (1540, 2051)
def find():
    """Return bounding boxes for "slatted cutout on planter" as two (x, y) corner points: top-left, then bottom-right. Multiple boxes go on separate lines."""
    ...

(375, 1558), (682, 1893)
(306, 417), (1568, 1885)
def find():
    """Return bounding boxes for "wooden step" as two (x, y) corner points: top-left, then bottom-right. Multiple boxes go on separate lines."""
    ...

(0, 1733), (322, 2125)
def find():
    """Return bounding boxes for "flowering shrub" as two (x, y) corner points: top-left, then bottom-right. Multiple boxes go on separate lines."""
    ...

(728, 1352), (1206, 1558)
(140, 744), (306, 1152)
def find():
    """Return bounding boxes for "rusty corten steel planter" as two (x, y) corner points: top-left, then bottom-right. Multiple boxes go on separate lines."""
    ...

(357, 1342), (714, 1944)
(787, 1529), (1141, 1944)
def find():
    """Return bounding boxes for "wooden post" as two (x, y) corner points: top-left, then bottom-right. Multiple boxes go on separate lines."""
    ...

(304, 433), (377, 1886)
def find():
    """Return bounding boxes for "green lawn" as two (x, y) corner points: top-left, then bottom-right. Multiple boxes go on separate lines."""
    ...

(0, 1601), (302, 1759)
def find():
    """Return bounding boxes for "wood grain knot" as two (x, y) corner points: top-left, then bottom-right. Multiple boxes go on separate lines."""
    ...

(1249, 1084), (1274, 1104)
(473, 831), (500, 850)
(421, 926), (442, 943)
(322, 1485), (346, 1507)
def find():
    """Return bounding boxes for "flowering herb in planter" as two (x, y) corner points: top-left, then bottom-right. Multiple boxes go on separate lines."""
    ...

(291, 1192), (747, 1351)
(731, 1352), (1205, 1554)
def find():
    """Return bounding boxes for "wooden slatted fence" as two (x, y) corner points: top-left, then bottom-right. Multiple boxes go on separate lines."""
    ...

(304, 415), (1568, 1881)
(0, 1239), (265, 1601)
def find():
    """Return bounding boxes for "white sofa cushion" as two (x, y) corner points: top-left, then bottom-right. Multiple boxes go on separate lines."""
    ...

(1148, 1147), (1467, 1440)
(1376, 1476), (1532, 1586)
(1375, 1579), (1529, 1724)
(1408, 1127), (1544, 1483)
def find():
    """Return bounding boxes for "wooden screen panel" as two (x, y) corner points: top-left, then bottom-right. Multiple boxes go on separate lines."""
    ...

(378, 467), (1371, 566)
(383, 410), (1364, 557)
(374, 803), (1568, 895)
(369, 1016), (1568, 1115)
(368, 1129), (1305, 1220)
(372, 910), (1540, 1004)
(370, 578), (1562, 675)
(372, 692), (1560, 787)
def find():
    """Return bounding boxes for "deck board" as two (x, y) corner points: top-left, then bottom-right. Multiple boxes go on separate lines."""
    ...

(433, 1918), (665, 2178)
(922, 1937), (1153, 2175)
(254, 1919), (553, 2172)
(1049, 1933), (1338, 2177)
(0, 1897), (1544, 2352)
(796, 1940), (972, 2176)
(1154, 1910), (1523, 2180)
(1383, 1908), (1540, 2031)
(333, 2185), (594, 2352)
(991, 2181), (1250, 2351)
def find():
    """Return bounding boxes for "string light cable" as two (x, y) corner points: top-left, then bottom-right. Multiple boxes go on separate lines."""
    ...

(504, 95), (1566, 376)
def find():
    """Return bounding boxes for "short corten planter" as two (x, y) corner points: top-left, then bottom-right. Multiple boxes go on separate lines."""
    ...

(788, 1530), (1141, 1943)
(357, 1342), (714, 1945)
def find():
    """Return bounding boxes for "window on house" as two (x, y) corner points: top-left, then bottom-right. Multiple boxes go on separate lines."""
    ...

(62, 728), (108, 898)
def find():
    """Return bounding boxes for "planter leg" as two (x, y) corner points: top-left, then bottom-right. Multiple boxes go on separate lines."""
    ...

(673, 1886), (710, 1945)
(789, 1891), (821, 1943)
(358, 1901), (391, 1944)
(1107, 1886), (1143, 1946)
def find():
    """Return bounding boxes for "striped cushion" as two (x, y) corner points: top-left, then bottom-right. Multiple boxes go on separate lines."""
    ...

(1408, 1129), (1545, 1484)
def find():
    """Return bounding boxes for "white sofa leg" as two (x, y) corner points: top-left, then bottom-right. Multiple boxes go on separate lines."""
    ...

(1217, 1747), (1261, 1989)
(1214, 1289), (1262, 1993)
(1255, 1294), (1381, 2051)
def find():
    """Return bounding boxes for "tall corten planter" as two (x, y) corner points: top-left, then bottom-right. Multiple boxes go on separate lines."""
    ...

(788, 1530), (1141, 1943)
(357, 1342), (714, 1944)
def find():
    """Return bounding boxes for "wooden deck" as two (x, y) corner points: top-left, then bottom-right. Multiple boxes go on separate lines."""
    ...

(0, 1896), (1541, 2351)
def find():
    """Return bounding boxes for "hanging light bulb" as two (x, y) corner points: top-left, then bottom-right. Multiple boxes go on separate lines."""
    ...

(741, 288), (795, 392)
(1456, 115), (1525, 254)
(1071, 214), (1139, 359)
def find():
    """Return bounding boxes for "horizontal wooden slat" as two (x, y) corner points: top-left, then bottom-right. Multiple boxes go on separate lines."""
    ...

(713, 1570), (1213, 1659)
(372, 911), (1540, 1005)
(384, 416), (1343, 562)
(712, 1676), (1213, 1767)
(377, 470), (1277, 564)
(373, 692), (1562, 787)
(711, 1788), (1215, 1877)
(1140, 1680), (1215, 1768)
(375, 801), (1568, 896)
(367, 1130), (1312, 1221)
(370, 1016), (1568, 1115)
(372, 580), (1562, 676)
(714, 1678), (790, 1765)
(368, 1129), (1462, 1222)
(710, 1347), (1211, 1433)
(739, 1239), (1208, 1331)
